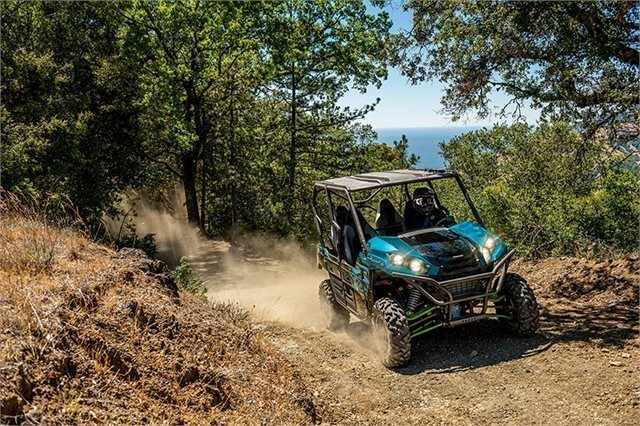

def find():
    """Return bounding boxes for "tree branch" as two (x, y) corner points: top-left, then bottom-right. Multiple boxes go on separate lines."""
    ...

(143, 152), (183, 179)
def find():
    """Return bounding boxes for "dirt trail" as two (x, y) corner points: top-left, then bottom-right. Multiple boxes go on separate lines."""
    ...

(191, 239), (639, 425)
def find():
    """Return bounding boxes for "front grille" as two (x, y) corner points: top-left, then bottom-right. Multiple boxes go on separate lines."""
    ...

(436, 252), (482, 281)
(441, 279), (486, 297)
(439, 264), (482, 281)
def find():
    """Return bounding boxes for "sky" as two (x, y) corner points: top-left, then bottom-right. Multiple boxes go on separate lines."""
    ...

(340, 2), (541, 129)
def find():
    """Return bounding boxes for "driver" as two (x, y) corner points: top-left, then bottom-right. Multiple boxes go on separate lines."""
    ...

(403, 187), (448, 231)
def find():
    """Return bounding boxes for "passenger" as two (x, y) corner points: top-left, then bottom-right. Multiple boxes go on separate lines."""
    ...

(403, 187), (447, 231)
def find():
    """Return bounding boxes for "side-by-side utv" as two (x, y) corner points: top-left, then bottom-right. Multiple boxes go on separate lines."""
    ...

(312, 169), (539, 368)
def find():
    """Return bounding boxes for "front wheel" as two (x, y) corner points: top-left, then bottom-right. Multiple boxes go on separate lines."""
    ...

(372, 298), (411, 368)
(496, 273), (539, 336)
(319, 280), (349, 331)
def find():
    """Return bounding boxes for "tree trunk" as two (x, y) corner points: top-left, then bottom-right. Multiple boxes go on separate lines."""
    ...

(287, 64), (297, 216)
(180, 81), (202, 227)
(199, 147), (207, 231)
(185, 79), (207, 232)
(230, 85), (238, 228)
(182, 153), (200, 226)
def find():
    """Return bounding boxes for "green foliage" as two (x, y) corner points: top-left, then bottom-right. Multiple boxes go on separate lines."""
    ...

(1, 2), (154, 223)
(440, 122), (640, 257)
(1, 0), (397, 242)
(173, 257), (207, 300)
(392, 0), (640, 257)
(113, 226), (158, 259)
(216, 0), (391, 235)
(573, 166), (640, 252)
(393, 1), (639, 128)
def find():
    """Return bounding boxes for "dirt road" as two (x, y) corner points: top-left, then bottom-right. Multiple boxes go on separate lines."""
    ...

(265, 303), (637, 425)
(193, 240), (638, 425)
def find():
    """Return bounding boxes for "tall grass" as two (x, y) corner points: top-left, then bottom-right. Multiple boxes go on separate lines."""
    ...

(0, 190), (87, 273)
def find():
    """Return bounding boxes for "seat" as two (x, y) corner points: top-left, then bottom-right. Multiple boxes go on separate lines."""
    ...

(342, 222), (359, 266)
(331, 205), (349, 256)
(335, 205), (349, 229)
(375, 198), (403, 236)
(342, 208), (376, 265)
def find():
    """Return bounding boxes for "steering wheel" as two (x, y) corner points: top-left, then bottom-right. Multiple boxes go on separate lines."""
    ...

(434, 215), (456, 227)
(434, 216), (453, 227)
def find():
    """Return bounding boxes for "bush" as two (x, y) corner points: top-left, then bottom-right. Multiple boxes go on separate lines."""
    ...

(440, 122), (640, 257)
(112, 223), (158, 259)
(172, 257), (207, 300)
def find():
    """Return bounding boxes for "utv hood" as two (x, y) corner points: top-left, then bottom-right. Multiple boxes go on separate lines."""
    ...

(400, 227), (484, 280)
(365, 221), (506, 280)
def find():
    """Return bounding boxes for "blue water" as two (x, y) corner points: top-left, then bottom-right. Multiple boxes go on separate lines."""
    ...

(375, 126), (483, 168)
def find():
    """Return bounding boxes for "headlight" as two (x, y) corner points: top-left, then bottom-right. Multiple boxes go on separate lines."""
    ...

(408, 258), (427, 274)
(482, 247), (492, 263)
(389, 254), (405, 266)
(482, 236), (497, 263)
(388, 254), (428, 274)
(485, 236), (496, 249)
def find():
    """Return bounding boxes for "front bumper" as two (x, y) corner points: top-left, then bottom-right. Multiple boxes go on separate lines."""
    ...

(392, 249), (515, 325)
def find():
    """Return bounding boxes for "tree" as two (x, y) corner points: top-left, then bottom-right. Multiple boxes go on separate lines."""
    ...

(1, 1), (149, 223)
(1, 1), (424, 242)
(439, 122), (640, 256)
(264, 0), (391, 220)
(122, 1), (262, 227)
(391, 1), (639, 130)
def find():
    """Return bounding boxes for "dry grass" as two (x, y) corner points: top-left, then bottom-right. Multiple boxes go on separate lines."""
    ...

(0, 191), (88, 274)
(0, 194), (315, 424)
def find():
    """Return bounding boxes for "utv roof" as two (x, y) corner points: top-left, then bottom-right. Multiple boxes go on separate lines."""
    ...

(314, 169), (458, 192)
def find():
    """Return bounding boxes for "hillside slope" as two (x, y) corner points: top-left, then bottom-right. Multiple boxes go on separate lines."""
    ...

(0, 215), (315, 424)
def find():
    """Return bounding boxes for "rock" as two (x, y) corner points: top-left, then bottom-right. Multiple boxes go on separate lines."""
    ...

(470, 350), (478, 357)
(609, 361), (622, 367)
(621, 353), (631, 359)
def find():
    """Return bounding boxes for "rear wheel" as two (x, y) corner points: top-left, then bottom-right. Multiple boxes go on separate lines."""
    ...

(372, 297), (411, 368)
(319, 280), (349, 331)
(496, 273), (539, 336)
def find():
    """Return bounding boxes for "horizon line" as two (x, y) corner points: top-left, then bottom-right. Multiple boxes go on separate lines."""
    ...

(373, 124), (489, 129)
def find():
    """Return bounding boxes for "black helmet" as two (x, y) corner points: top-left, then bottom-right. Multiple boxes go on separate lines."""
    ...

(412, 187), (436, 214)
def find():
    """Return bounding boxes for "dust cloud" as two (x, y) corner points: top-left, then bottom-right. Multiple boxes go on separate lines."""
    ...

(132, 203), (206, 267)
(196, 235), (327, 328)
(112, 193), (327, 328)
(104, 189), (206, 267)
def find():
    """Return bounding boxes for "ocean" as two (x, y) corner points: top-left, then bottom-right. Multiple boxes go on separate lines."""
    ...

(375, 126), (484, 169)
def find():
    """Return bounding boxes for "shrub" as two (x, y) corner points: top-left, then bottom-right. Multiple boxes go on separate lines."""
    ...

(112, 223), (158, 259)
(172, 257), (207, 300)
(440, 122), (640, 257)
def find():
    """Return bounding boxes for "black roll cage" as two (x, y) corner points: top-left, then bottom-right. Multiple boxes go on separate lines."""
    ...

(311, 169), (484, 256)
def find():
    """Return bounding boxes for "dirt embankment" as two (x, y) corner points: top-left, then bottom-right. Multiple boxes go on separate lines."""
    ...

(0, 216), (316, 424)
